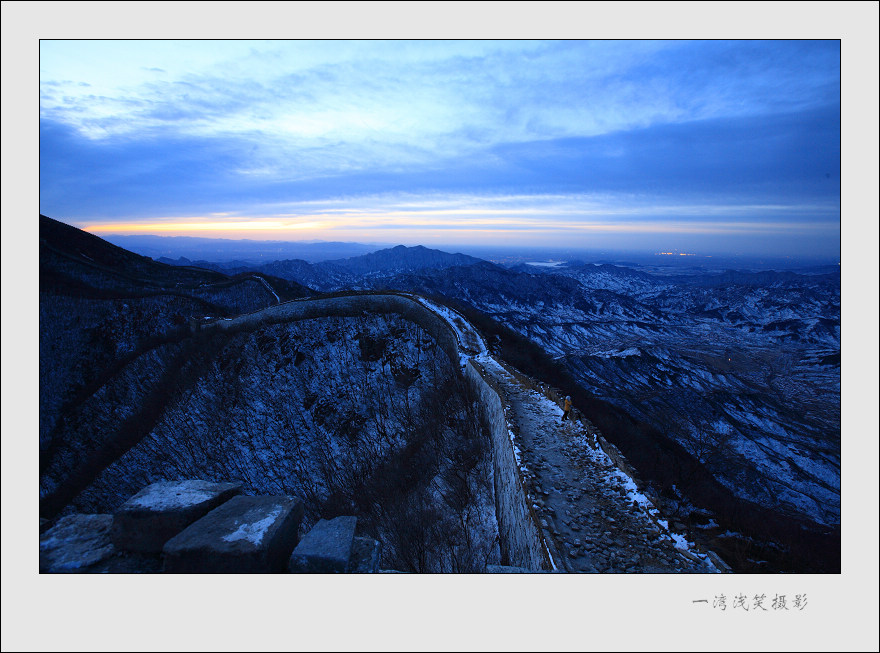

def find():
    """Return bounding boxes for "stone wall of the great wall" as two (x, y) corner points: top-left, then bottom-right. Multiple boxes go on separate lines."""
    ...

(465, 361), (553, 570)
(212, 293), (552, 571)
(212, 293), (460, 365)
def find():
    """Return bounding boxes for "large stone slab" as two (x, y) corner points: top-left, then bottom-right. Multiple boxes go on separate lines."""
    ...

(289, 516), (358, 573)
(40, 514), (115, 573)
(111, 479), (243, 553)
(163, 495), (304, 573)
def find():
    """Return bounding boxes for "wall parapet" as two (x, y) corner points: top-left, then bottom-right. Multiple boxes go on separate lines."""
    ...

(207, 292), (551, 570)
(493, 360), (731, 573)
(465, 360), (555, 571)
(51, 291), (720, 573)
(208, 292), (461, 368)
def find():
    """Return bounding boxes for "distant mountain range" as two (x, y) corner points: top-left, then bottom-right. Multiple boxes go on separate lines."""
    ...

(103, 234), (387, 263)
(160, 244), (484, 291)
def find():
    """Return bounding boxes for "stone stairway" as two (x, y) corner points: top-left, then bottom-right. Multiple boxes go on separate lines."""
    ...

(481, 357), (726, 573)
(413, 293), (728, 573)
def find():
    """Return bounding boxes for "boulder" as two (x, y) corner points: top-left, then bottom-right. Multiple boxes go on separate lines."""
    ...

(163, 495), (304, 573)
(40, 514), (115, 573)
(289, 516), (358, 573)
(111, 479), (243, 553)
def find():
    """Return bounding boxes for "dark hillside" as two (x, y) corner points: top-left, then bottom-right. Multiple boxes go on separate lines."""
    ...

(39, 215), (313, 460)
(40, 214), (228, 288)
(40, 214), (314, 300)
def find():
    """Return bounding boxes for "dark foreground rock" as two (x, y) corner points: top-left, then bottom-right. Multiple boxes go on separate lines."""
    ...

(289, 516), (358, 573)
(40, 514), (115, 573)
(163, 495), (304, 573)
(111, 480), (243, 553)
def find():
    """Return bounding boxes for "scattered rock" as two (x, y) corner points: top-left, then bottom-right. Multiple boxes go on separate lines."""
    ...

(290, 516), (359, 573)
(163, 495), (304, 573)
(112, 480), (243, 553)
(40, 514), (115, 573)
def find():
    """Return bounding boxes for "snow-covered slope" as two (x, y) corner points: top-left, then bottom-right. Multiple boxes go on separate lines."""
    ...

(370, 261), (841, 528)
(45, 312), (500, 572)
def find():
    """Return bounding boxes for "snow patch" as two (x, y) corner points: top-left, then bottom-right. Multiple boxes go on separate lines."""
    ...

(413, 296), (488, 356)
(127, 480), (220, 510)
(222, 506), (283, 546)
(592, 347), (641, 358)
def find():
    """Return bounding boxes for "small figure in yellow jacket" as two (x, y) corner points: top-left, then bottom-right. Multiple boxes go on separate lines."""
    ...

(561, 396), (572, 422)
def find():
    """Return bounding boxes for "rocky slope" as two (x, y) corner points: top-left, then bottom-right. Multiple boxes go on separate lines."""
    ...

(364, 260), (841, 530)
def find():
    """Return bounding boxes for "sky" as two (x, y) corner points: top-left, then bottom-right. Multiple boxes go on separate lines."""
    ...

(38, 37), (843, 258)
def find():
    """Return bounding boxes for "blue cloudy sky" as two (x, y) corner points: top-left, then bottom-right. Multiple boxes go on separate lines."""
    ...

(39, 38), (842, 257)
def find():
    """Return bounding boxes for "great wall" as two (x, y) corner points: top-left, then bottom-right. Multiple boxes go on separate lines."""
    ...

(40, 292), (728, 573)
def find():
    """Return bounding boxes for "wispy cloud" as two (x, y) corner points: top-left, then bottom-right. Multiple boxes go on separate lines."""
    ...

(39, 39), (841, 256)
(40, 40), (839, 158)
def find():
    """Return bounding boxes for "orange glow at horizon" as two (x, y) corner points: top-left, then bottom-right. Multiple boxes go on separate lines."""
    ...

(84, 220), (329, 233)
(78, 210), (835, 245)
